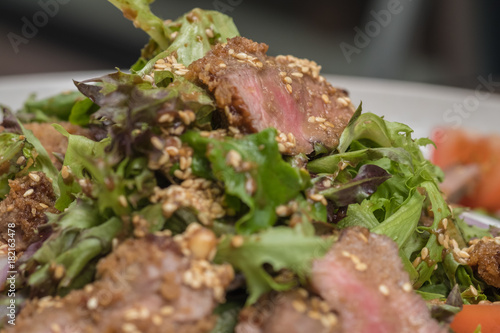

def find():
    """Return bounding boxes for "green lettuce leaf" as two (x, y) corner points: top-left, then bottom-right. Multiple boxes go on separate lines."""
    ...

(308, 107), (453, 293)
(183, 128), (310, 234)
(136, 8), (239, 74)
(215, 226), (333, 305)
(16, 91), (84, 123)
(27, 199), (123, 296)
(75, 71), (215, 152)
(51, 124), (110, 210)
(0, 132), (36, 198)
(0, 107), (59, 197)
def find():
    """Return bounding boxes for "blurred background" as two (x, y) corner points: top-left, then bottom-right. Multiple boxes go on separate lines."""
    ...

(0, 0), (499, 91)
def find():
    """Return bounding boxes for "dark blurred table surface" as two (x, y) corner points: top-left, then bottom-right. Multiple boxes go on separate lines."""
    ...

(1, 0), (499, 92)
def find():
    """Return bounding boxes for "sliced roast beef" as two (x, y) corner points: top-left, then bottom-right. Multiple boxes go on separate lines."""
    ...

(11, 226), (234, 333)
(235, 290), (340, 333)
(187, 37), (355, 155)
(311, 227), (448, 333)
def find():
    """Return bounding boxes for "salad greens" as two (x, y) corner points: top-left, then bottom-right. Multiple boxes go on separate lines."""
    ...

(0, 0), (498, 331)
(183, 128), (311, 234)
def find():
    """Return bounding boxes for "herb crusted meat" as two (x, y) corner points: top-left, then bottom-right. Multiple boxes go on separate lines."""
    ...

(311, 227), (448, 333)
(0, 172), (57, 252)
(10, 226), (234, 333)
(235, 290), (340, 333)
(187, 37), (355, 155)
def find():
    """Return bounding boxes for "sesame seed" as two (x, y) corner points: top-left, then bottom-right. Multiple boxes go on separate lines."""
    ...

(286, 84), (293, 94)
(86, 297), (98, 310)
(325, 313), (338, 327)
(205, 28), (214, 38)
(162, 202), (177, 215)
(29, 172), (40, 182)
(277, 143), (286, 153)
(402, 282), (413, 292)
(50, 324), (61, 333)
(297, 288), (309, 299)
(174, 70), (188, 76)
(166, 146), (179, 156)
(355, 263), (368, 271)
(308, 116), (316, 123)
(341, 250), (351, 258)
(284, 76), (292, 84)
(159, 113), (174, 123)
(122, 323), (138, 333)
(291, 72), (303, 78)
(458, 250), (470, 258)
(152, 315), (163, 325)
(315, 117), (326, 123)
(151, 137), (164, 151)
(231, 235), (244, 248)
(451, 239), (459, 250)
(321, 94), (331, 104)
(421, 247), (429, 260)
(228, 126), (240, 134)
(219, 62), (227, 68)
(158, 153), (170, 166)
(61, 165), (70, 179)
(180, 156), (189, 170)
(301, 66), (309, 73)
(226, 150), (242, 168)
(307, 310), (321, 320)
(412, 257), (422, 268)
(292, 299), (307, 313)
(235, 52), (247, 60)
(349, 254), (361, 265)
(154, 63), (168, 69)
(443, 235), (450, 249)
(357, 232), (368, 243)
(275, 205), (290, 217)
(23, 189), (34, 197)
(118, 195), (128, 208)
(378, 284), (390, 296)
(53, 265), (65, 280)
(228, 49), (234, 55)
(438, 233), (445, 246)
(39, 203), (48, 209)
(470, 285), (478, 297)
(309, 193), (325, 202)
(178, 110), (193, 125)
(442, 218), (448, 230)
(245, 177), (256, 195)
(173, 169), (184, 179)
(124, 308), (140, 320)
(336, 97), (350, 107)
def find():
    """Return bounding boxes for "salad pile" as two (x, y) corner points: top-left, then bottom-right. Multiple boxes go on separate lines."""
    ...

(0, 1), (499, 332)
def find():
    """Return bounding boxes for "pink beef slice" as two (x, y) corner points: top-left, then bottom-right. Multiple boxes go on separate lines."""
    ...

(187, 36), (355, 155)
(311, 227), (449, 333)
